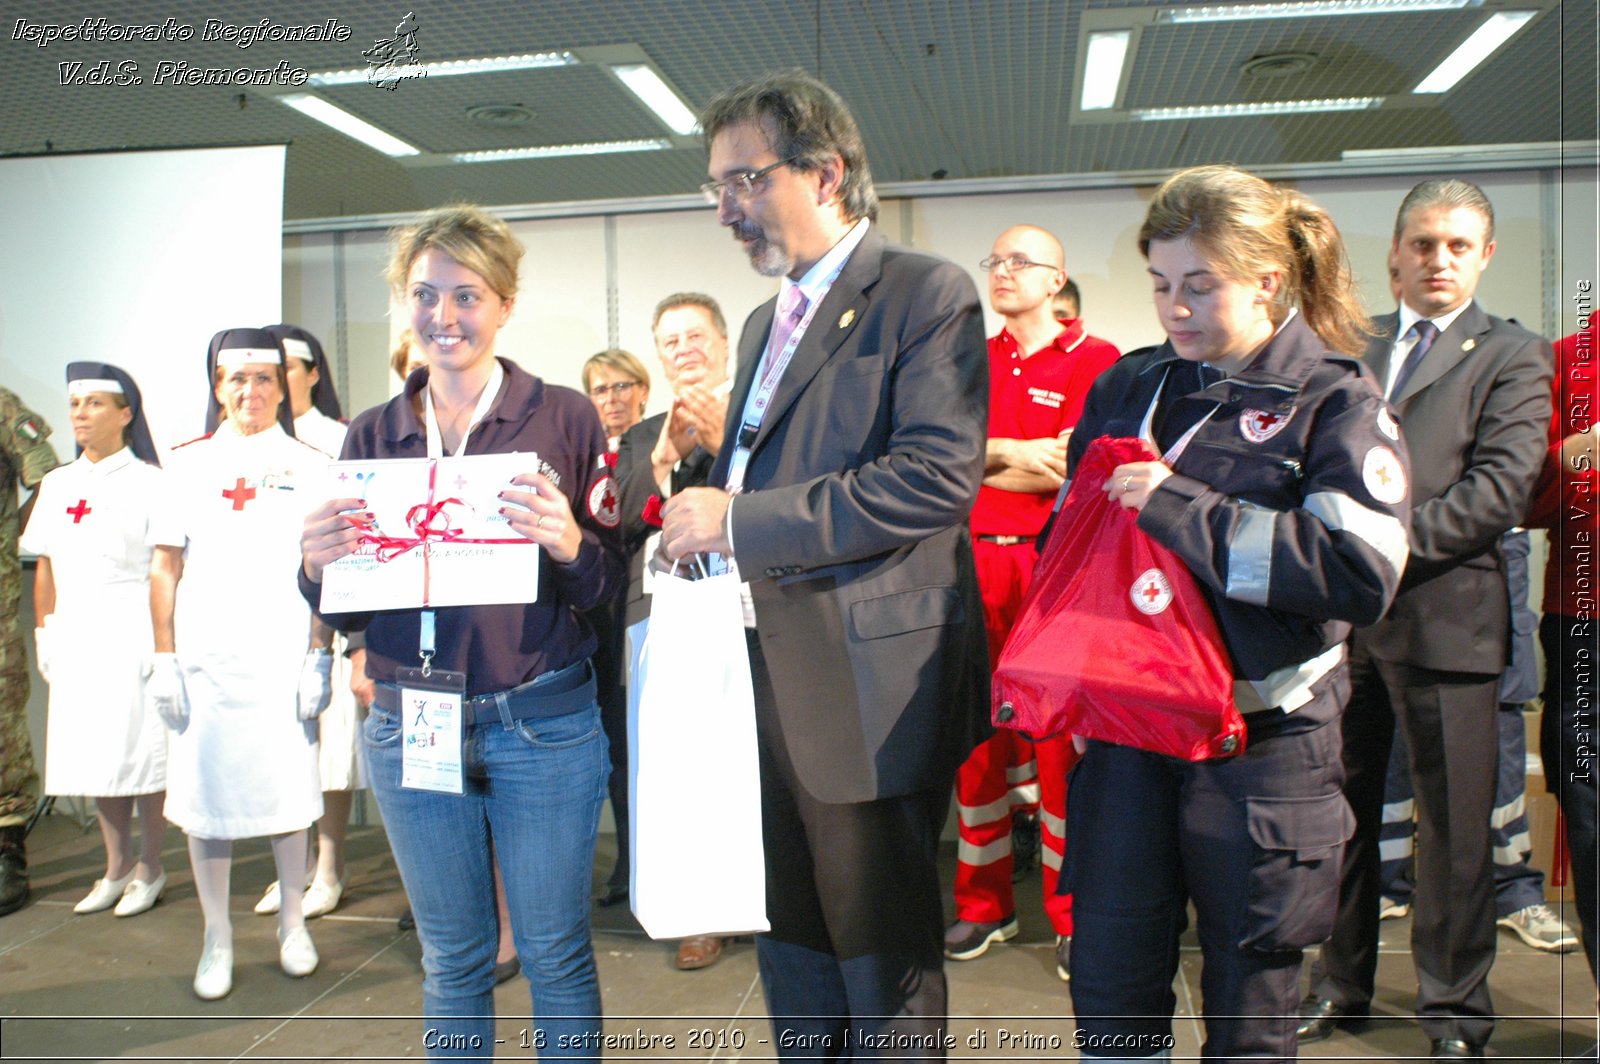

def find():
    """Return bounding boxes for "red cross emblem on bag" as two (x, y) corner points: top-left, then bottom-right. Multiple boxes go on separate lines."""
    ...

(1130, 568), (1174, 616)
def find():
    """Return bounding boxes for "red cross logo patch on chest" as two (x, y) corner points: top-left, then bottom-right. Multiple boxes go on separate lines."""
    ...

(1239, 406), (1294, 443)
(587, 475), (620, 528)
(221, 477), (257, 511)
(66, 499), (92, 524)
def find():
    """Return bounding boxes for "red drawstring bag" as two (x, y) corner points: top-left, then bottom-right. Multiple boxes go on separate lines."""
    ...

(992, 435), (1246, 761)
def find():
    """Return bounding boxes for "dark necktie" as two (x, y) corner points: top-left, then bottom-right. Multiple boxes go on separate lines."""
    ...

(1388, 319), (1438, 399)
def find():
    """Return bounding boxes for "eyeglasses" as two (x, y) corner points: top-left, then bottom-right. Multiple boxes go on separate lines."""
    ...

(700, 159), (793, 204)
(589, 380), (640, 400)
(980, 255), (1063, 274)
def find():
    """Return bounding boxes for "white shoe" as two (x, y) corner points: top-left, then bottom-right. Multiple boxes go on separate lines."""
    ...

(279, 926), (319, 978)
(1378, 895), (1411, 921)
(193, 943), (234, 1000)
(254, 880), (282, 915)
(302, 877), (345, 919)
(74, 870), (137, 914)
(113, 872), (167, 917)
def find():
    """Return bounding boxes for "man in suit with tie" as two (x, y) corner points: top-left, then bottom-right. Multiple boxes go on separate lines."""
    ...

(1298, 179), (1554, 1060)
(660, 70), (989, 1053)
(611, 292), (731, 969)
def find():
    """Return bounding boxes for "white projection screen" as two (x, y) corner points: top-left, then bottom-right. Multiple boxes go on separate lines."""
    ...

(0, 145), (285, 460)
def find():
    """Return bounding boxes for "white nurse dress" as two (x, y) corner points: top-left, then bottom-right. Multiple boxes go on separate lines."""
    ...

(20, 447), (167, 797)
(151, 421), (327, 839)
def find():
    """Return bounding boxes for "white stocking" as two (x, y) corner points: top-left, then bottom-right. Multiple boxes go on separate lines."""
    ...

(187, 835), (234, 951)
(272, 829), (309, 935)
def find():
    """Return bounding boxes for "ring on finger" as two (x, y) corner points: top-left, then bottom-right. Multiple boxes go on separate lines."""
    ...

(536, 515), (547, 530)
(1122, 475), (1133, 491)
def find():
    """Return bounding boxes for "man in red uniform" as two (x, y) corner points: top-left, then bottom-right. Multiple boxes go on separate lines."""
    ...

(945, 224), (1120, 977)
(1525, 319), (1598, 1064)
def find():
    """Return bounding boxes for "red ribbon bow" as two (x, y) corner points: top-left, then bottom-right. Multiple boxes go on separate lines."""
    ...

(339, 460), (528, 608)
(349, 497), (470, 562)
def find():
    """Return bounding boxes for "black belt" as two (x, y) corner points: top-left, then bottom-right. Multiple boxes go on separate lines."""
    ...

(977, 534), (1030, 546)
(372, 659), (596, 726)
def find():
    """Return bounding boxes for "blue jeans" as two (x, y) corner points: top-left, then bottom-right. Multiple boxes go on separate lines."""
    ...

(364, 665), (609, 1060)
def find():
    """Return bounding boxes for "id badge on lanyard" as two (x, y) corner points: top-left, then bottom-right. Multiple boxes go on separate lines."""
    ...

(398, 612), (467, 793)
(400, 363), (503, 794)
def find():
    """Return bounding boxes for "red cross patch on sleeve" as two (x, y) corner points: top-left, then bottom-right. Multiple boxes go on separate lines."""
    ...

(1362, 446), (1407, 505)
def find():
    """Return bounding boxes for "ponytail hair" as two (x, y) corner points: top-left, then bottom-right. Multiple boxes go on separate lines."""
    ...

(1139, 165), (1373, 356)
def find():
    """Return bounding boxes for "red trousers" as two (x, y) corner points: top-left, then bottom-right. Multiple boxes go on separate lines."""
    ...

(953, 538), (1075, 934)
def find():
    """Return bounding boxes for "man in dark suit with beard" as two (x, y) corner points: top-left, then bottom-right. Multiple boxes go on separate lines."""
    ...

(660, 70), (989, 1054)
(1299, 178), (1554, 1061)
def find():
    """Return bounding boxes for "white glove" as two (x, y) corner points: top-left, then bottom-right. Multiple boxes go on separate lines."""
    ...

(144, 653), (190, 731)
(32, 622), (51, 684)
(298, 649), (334, 721)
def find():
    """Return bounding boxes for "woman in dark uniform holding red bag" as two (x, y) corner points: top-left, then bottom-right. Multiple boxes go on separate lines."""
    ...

(1058, 165), (1413, 1061)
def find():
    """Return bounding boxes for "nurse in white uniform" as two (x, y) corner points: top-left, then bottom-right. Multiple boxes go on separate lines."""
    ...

(148, 327), (330, 1000)
(23, 362), (169, 918)
(249, 323), (362, 922)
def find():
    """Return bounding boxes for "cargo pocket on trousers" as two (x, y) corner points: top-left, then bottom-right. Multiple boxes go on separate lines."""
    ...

(1240, 791), (1354, 952)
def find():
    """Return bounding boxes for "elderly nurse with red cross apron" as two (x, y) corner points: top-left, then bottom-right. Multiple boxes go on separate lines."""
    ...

(147, 327), (333, 1001)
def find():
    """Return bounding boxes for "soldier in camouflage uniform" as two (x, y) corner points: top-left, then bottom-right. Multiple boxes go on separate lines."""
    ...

(0, 386), (60, 916)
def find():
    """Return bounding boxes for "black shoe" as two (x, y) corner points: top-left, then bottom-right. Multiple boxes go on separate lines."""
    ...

(1011, 811), (1040, 882)
(396, 906), (415, 932)
(595, 883), (629, 908)
(943, 915), (1019, 960)
(1295, 996), (1368, 1043)
(0, 826), (29, 917)
(1430, 1038), (1484, 1059)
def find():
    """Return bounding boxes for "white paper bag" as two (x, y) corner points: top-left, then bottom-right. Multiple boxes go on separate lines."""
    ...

(628, 568), (769, 939)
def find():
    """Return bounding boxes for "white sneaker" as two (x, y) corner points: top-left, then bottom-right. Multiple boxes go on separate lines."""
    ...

(113, 872), (166, 917)
(193, 943), (234, 1000)
(254, 880), (282, 915)
(279, 926), (319, 977)
(302, 877), (345, 919)
(74, 870), (136, 914)
(1498, 903), (1580, 952)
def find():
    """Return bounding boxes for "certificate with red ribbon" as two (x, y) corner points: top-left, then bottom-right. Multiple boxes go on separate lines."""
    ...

(318, 453), (538, 612)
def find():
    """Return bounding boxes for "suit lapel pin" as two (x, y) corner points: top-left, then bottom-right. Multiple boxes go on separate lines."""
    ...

(1462, 338), (1476, 351)
(838, 308), (856, 330)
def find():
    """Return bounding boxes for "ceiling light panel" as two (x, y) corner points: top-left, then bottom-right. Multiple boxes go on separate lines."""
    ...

(1081, 31), (1132, 111)
(1414, 10), (1538, 92)
(610, 64), (699, 135)
(279, 94), (420, 156)
(451, 139), (672, 163)
(1160, 0), (1479, 23)
(1134, 96), (1383, 120)
(305, 51), (576, 87)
